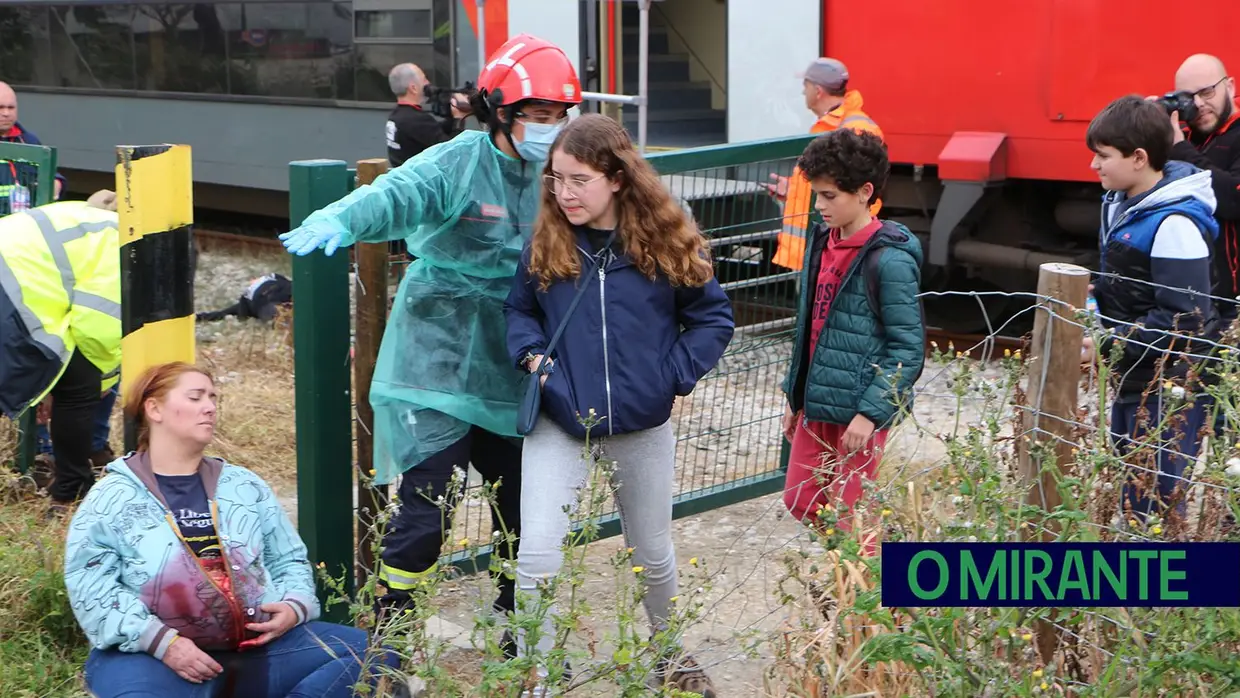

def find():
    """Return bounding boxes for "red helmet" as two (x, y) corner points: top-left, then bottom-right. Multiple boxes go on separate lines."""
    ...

(477, 34), (582, 107)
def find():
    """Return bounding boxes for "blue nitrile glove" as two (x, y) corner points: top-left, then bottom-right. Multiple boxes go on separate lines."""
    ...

(279, 220), (348, 256)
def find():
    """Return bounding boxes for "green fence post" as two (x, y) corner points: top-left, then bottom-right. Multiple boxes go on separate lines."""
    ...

(289, 160), (354, 621)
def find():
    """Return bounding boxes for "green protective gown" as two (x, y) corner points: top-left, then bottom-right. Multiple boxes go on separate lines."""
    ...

(301, 129), (541, 485)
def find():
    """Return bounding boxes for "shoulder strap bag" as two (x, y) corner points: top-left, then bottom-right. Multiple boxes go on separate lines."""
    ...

(516, 232), (616, 436)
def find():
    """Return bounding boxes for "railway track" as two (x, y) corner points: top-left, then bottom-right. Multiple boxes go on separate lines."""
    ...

(194, 227), (1028, 359)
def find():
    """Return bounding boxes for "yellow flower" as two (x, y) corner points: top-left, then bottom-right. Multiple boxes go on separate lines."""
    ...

(317, 562), (326, 569)
(458, 538), (470, 547)
(1004, 348), (1011, 357)
(368, 468), (376, 476)
(881, 509), (892, 517)
(1040, 683), (1049, 690)
(1032, 669), (1043, 678)
(1014, 350), (1021, 359)
(632, 566), (645, 574)
(1151, 525), (1162, 535)
(1022, 633), (1033, 642)
(689, 557), (699, 567)
(669, 596), (679, 603)
(825, 528), (836, 536)
(627, 547), (635, 554)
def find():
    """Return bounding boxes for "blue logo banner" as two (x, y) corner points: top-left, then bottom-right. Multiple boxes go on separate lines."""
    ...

(881, 542), (1240, 607)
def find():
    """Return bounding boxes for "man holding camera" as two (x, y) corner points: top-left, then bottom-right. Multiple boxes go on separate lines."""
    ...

(1156, 54), (1240, 324)
(385, 63), (469, 169)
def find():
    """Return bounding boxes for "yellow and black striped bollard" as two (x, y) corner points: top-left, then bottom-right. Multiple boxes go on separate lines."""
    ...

(115, 144), (196, 451)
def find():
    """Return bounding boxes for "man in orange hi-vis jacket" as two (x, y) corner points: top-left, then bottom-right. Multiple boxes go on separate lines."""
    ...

(768, 58), (884, 272)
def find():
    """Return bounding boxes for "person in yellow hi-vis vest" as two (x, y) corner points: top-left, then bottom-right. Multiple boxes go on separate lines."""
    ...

(768, 58), (885, 272)
(0, 190), (121, 512)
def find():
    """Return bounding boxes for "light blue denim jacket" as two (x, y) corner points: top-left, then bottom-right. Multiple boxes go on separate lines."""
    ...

(63, 453), (320, 658)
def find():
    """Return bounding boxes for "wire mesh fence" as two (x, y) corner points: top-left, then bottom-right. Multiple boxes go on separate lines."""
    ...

(327, 136), (821, 568)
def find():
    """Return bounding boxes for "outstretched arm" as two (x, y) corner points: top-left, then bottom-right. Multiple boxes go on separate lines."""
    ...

(281, 152), (458, 255)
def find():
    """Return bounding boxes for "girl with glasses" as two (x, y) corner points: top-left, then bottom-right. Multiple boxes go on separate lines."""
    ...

(504, 113), (734, 697)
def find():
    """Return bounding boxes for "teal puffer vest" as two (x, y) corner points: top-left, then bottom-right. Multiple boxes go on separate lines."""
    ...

(783, 220), (925, 429)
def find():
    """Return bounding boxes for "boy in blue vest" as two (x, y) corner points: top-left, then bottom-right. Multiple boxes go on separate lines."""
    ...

(1086, 94), (1219, 522)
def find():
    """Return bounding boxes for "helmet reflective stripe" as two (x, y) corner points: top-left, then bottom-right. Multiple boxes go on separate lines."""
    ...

(486, 41), (534, 100)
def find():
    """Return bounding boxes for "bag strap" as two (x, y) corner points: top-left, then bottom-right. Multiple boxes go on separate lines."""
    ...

(535, 231), (616, 376)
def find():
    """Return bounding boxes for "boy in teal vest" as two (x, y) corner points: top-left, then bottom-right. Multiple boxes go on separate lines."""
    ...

(781, 129), (925, 555)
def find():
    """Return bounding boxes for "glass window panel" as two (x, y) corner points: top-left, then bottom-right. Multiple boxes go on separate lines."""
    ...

(224, 2), (353, 99)
(45, 5), (138, 90)
(354, 10), (430, 40)
(354, 43), (441, 102)
(0, 8), (53, 86)
(132, 4), (228, 93)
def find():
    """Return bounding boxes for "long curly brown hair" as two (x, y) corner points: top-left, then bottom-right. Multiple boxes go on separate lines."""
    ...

(528, 114), (714, 290)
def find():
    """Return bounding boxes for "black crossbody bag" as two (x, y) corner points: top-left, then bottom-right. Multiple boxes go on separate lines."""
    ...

(516, 233), (615, 435)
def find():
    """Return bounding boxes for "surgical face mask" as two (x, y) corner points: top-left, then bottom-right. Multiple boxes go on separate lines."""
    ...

(514, 121), (564, 161)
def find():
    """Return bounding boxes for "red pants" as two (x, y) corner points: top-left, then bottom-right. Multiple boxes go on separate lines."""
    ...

(783, 417), (887, 553)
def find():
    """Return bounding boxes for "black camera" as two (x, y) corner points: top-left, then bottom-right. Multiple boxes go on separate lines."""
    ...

(423, 82), (475, 121)
(1157, 90), (1199, 124)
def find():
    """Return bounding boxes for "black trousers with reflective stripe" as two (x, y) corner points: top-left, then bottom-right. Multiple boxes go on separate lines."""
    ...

(48, 349), (104, 503)
(379, 425), (522, 614)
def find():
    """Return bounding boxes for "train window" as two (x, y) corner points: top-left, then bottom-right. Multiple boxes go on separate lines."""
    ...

(131, 5), (228, 94)
(0, 7), (51, 86)
(354, 10), (431, 40)
(0, 0), (461, 103)
(46, 5), (141, 91)
(221, 2), (353, 100)
(354, 42), (442, 102)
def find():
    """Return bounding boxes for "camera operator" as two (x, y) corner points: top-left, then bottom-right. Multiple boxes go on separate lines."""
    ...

(1154, 54), (1240, 324)
(385, 63), (470, 169)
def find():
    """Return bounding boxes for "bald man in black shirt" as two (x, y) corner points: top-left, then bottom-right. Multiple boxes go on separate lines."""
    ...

(385, 63), (466, 168)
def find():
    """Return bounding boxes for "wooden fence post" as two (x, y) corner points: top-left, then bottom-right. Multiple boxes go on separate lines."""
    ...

(353, 159), (391, 589)
(1017, 262), (1090, 665)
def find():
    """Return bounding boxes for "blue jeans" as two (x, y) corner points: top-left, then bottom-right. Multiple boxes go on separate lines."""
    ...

(84, 622), (399, 698)
(1110, 394), (1208, 520)
(37, 385), (116, 454)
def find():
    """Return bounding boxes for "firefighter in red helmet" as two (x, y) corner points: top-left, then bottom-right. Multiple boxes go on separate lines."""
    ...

(280, 34), (582, 653)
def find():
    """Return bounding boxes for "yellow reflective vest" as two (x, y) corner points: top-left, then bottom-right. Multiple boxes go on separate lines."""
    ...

(0, 202), (121, 417)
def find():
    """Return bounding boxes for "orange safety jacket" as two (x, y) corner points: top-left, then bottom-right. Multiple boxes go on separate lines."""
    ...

(772, 90), (885, 271)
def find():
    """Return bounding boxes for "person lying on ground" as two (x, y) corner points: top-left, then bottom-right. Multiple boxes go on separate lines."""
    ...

(63, 361), (399, 697)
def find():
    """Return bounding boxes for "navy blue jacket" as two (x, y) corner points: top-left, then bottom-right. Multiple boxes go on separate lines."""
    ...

(1094, 160), (1220, 396)
(504, 229), (735, 438)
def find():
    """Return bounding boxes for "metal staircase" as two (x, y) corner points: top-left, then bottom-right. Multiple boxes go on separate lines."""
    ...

(619, 3), (727, 148)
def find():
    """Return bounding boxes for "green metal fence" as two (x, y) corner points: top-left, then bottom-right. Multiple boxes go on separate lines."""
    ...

(0, 141), (59, 475)
(289, 133), (818, 598)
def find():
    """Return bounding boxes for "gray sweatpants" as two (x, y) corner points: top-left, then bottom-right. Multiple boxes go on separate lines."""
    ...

(515, 416), (678, 657)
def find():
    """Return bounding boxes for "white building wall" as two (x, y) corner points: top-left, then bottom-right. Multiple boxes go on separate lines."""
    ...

(727, 0), (821, 143)
(506, 0), (582, 78)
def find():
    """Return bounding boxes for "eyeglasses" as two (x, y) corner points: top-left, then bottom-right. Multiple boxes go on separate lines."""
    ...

(1192, 77), (1230, 102)
(514, 111), (570, 127)
(543, 173), (606, 196)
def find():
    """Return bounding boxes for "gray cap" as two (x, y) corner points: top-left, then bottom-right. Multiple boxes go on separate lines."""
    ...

(800, 57), (849, 90)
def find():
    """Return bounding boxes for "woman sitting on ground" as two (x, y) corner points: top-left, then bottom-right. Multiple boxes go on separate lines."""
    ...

(64, 361), (395, 697)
